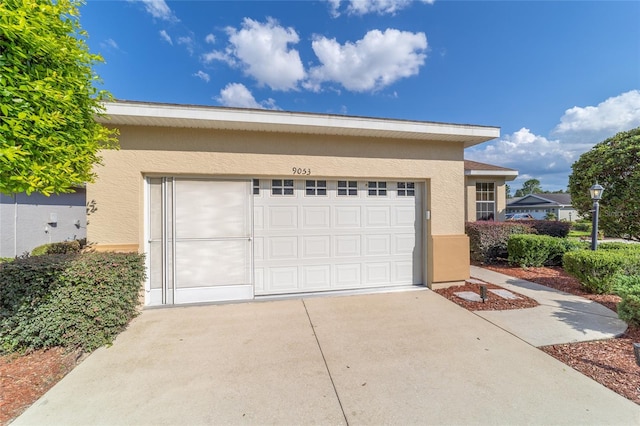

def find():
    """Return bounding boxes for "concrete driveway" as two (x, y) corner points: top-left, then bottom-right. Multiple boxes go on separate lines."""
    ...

(13, 290), (640, 425)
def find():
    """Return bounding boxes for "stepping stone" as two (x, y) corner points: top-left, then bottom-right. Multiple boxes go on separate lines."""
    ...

(467, 278), (487, 285)
(454, 291), (484, 302)
(489, 289), (521, 300)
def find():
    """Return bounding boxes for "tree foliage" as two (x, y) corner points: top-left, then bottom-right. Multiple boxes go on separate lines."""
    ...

(514, 179), (543, 197)
(0, 0), (117, 196)
(568, 127), (640, 241)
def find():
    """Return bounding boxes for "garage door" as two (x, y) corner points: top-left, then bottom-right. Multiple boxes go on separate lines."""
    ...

(253, 179), (423, 295)
(147, 177), (423, 305)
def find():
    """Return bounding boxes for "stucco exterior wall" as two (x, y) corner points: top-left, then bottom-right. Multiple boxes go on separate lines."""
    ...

(88, 125), (470, 286)
(0, 190), (87, 258)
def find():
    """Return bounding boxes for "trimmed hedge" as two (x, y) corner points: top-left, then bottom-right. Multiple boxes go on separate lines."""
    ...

(615, 274), (640, 326)
(517, 220), (572, 238)
(466, 221), (534, 263)
(507, 235), (584, 267)
(0, 252), (145, 353)
(563, 247), (640, 294)
(31, 239), (86, 256)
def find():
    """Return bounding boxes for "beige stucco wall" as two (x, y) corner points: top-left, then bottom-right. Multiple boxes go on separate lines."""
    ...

(465, 177), (509, 222)
(88, 125), (471, 286)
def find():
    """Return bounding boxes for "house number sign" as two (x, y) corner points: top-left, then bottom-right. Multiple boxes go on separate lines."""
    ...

(292, 167), (311, 176)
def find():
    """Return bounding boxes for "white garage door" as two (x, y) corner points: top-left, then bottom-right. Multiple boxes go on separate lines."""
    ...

(253, 179), (423, 295)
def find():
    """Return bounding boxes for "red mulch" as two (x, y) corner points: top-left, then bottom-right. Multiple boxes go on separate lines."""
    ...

(0, 347), (82, 425)
(434, 281), (539, 311)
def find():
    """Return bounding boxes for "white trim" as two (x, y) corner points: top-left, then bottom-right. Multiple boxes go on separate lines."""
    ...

(98, 101), (500, 148)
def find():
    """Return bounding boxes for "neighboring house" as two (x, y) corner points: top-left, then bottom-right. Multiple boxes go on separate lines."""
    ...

(507, 193), (578, 221)
(89, 100), (501, 307)
(0, 189), (87, 258)
(464, 160), (518, 222)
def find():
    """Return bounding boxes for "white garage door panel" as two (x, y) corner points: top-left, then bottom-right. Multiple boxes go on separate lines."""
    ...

(254, 179), (423, 295)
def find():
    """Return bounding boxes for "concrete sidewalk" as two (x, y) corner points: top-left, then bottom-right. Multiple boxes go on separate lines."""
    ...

(12, 290), (639, 425)
(470, 265), (628, 347)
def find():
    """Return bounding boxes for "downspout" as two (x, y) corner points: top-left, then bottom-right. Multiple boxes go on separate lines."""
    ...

(13, 194), (18, 257)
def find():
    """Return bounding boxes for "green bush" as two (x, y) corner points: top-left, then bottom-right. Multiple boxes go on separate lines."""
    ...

(518, 220), (572, 238)
(563, 249), (640, 294)
(614, 275), (640, 327)
(466, 221), (534, 263)
(0, 252), (145, 353)
(507, 235), (580, 267)
(599, 242), (640, 252)
(31, 239), (86, 256)
(572, 221), (591, 232)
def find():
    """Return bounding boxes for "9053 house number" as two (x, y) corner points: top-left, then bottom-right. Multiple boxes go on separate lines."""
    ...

(292, 167), (311, 175)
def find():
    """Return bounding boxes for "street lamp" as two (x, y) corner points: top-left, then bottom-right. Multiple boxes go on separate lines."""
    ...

(590, 183), (604, 250)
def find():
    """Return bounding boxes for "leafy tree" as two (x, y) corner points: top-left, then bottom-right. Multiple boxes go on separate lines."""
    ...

(0, 0), (117, 196)
(568, 127), (640, 241)
(505, 184), (511, 199)
(513, 179), (543, 197)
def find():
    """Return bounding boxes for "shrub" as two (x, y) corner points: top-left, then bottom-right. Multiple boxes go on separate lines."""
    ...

(507, 235), (579, 267)
(563, 249), (640, 294)
(615, 275), (640, 327)
(31, 239), (86, 256)
(466, 221), (534, 263)
(518, 220), (572, 238)
(572, 221), (591, 232)
(0, 252), (145, 353)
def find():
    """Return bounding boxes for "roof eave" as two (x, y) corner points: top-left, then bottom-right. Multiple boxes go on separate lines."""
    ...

(465, 170), (519, 181)
(96, 101), (500, 147)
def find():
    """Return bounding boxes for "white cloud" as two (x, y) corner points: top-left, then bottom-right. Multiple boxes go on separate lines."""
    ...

(466, 90), (640, 191)
(202, 50), (235, 66)
(224, 18), (305, 91)
(552, 90), (640, 146)
(159, 30), (172, 45)
(100, 38), (119, 51)
(134, 0), (177, 22)
(177, 36), (194, 55)
(329, 0), (434, 16)
(193, 71), (210, 83)
(205, 34), (216, 44)
(305, 29), (427, 92)
(216, 83), (279, 110)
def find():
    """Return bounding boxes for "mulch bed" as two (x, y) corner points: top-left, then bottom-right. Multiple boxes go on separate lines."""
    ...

(0, 348), (82, 425)
(434, 281), (539, 311)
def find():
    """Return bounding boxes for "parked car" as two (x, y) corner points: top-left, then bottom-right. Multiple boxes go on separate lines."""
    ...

(505, 213), (534, 221)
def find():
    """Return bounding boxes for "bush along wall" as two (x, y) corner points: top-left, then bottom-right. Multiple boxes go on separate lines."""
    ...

(466, 221), (534, 263)
(563, 245), (640, 294)
(0, 252), (145, 354)
(507, 234), (584, 267)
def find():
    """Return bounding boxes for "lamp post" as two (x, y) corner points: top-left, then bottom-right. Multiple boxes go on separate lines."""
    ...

(589, 183), (604, 250)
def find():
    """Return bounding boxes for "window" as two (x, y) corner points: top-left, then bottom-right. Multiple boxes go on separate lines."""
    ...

(305, 180), (327, 196)
(338, 180), (358, 196)
(368, 181), (387, 196)
(272, 179), (294, 195)
(397, 182), (415, 196)
(253, 179), (260, 195)
(475, 182), (495, 221)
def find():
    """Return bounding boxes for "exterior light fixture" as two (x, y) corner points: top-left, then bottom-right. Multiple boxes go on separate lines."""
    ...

(589, 183), (604, 250)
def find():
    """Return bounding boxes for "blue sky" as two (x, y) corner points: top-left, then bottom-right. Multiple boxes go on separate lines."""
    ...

(81, 0), (640, 192)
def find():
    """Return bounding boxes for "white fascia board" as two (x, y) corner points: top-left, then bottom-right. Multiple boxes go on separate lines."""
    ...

(465, 170), (519, 181)
(97, 101), (500, 147)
